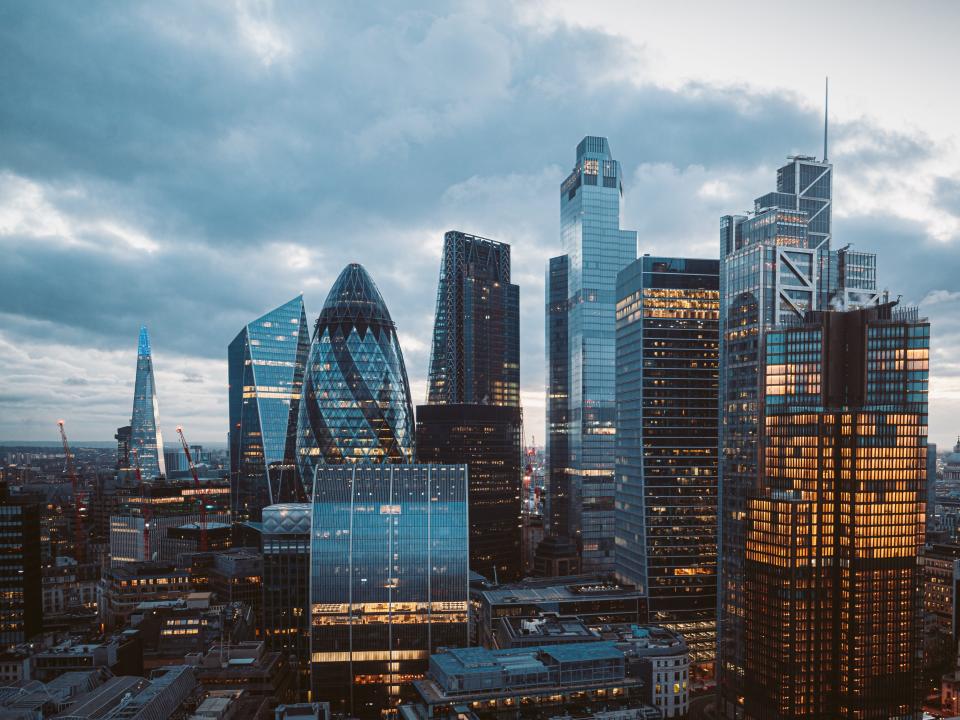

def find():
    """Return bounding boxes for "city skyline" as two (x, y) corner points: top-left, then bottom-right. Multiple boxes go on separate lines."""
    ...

(2, 4), (960, 451)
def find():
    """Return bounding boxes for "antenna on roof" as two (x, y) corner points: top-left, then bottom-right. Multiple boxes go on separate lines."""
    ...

(823, 76), (829, 163)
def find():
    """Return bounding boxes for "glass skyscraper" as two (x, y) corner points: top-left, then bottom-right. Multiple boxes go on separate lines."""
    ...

(547, 136), (636, 571)
(262, 502), (312, 699)
(426, 230), (520, 407)
(418, 230), (522, 582)
(614, 256), (720, 679)
(309, 464), (469, 717)
(295, 264), (415, 481)
(130, 325), (165, 479)
(228, 296), (311, 522)
(744, 303), (928, 718)
(718, 153), (880, 717)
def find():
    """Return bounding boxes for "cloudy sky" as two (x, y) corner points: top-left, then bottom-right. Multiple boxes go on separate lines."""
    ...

(2, 1), (959, 448)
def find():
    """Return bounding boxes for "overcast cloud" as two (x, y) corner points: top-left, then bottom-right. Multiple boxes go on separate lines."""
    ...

(1, 1), (959, 448)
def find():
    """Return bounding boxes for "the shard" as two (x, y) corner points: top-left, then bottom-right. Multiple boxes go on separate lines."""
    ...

(129, 326), (165, 479)
(295, 264), (415, 482)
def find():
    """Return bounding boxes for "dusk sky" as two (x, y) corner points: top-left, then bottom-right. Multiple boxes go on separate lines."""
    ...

(2, 1), (959, 447)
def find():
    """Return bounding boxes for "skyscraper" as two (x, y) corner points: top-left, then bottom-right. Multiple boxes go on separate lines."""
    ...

(546, 255), (571, 540)
(262, 503), (311, 699)
(716, 149), (876, 715)
(744, 302), (928, 718)
(546, 136), (637, 571)
(418, 230), (522, 582)
(614, 256), (720, 679)
(0, 482), (42, 648)
(229, 296), (311, 522)
(295, 264), (415, 481)
(416, 404), (522, 581)
(309, 464), (469, 717)
(427, 231), (520, 407)
(130, 326), (165, 479)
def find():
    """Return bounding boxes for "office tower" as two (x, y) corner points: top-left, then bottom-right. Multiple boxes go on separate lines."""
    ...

(743, 302), (928, 718)
(309, 464), (469, 717)
(416, 404), (522, 582)
(716, 146), (883, 714)
(426, 231), (520, 406)
(262, 503), (312, 699)
(130, 326), (165, 479)
(546, 136), (637, 571)
(546, 255), (571, 540)
(229, 296), (311, 522)
(115, 425), (131, 476)
(295, 264), (415, 482)
(418, 231), (522, 582)
(614, 256), (720, 679)
(927, 442), (939, 530)
(0, 482), (42, 647)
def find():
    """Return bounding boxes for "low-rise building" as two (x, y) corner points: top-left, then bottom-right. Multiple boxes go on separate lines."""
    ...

(473, 575), (647, 650)
(31, 632), (142, 682)
(186, 641), (294, 702)
(99, 562), (194, 630)
(405, 642), (645, 719)
(603, 625), (689, 718)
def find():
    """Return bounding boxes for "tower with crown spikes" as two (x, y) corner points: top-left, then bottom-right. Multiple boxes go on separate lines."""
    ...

(130, 326), (165, 479)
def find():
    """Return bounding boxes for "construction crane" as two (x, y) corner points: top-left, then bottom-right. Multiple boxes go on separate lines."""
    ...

(132, 443), (151, 561)
(56, 420), (86, 563)
(176, 426), (207, 552)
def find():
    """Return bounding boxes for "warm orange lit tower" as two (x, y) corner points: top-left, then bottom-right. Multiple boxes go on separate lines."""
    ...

(743, 302), (929, 719)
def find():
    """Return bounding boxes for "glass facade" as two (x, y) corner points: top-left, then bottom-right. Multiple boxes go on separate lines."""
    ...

(262, 503), (312, 700)
(309, 464), (469, 717)
(546, 255), (570, 540)
(295, 264), (415, 482)
(614, 256), (720, 678)
(426, 231), (520, 407)
(228, 296), (311, 522)
(130, 325), (165, 479)
(416, 404), (522, 582)
(548, 136), (637, 572)
(0, 488), (42, 648)
(744, 304), (928, 718)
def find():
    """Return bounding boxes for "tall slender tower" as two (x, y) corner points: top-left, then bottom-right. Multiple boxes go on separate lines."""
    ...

(547, 136), (636, 571)
(130, 326), (165, 479)
(614, 256), (720, 680)
(229, 296), (311, 522)
(418, 231), (523, 582)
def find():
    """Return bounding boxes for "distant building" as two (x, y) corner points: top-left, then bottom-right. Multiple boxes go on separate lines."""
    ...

(115, 425), (131, 476)
(295, 264), (415, 479)
(110, 513), (230, 565)
(0, 482), (42, 647)
(310, 464), (469, 717)
(262, 503), (311, 700)
(614, 255), (720, 678)
(129, 326), (166, 479)
(743, 303), (928, 718)
(229, 297), (311, 523)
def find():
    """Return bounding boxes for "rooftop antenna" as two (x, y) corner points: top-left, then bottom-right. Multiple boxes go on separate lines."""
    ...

(823, 76), (829, 163)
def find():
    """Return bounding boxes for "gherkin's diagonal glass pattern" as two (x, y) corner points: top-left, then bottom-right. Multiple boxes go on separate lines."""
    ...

(295, 264), (414, 481)
(130, 326), (165, 479)
(229, 296), (311, 522)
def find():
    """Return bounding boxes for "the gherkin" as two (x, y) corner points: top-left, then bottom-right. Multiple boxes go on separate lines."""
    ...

(295, 264), (414, 483)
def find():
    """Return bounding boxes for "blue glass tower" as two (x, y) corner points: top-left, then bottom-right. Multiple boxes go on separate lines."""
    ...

(130, 326), (165, 479)
(309, 464), (469, 717)
(547, 136), (636, 571)
(295, 264), (415, 481)
(229, 296), (311, 522)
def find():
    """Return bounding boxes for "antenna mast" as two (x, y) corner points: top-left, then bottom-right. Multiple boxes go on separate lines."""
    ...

(823, 76), (829, 162)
